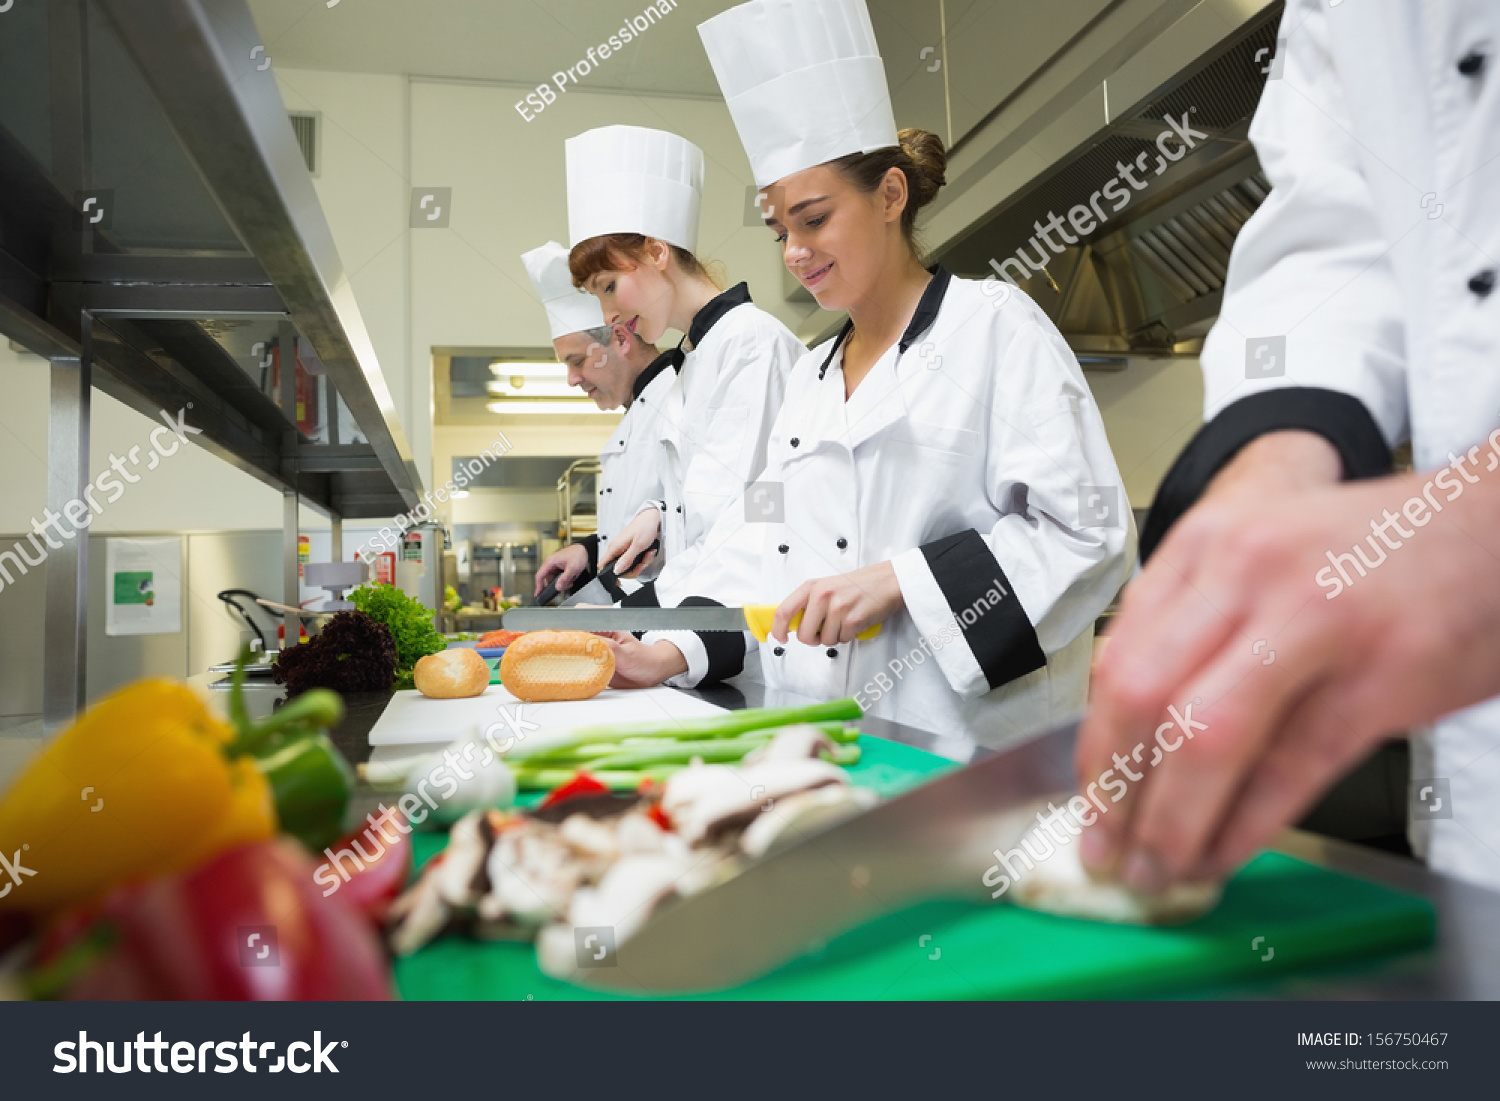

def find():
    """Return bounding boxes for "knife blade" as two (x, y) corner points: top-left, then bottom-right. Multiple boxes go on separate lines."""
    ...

(569, 719), (1077, 993)
(501, 605), (882, 642)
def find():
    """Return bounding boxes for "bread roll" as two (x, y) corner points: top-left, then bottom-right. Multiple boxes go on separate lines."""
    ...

(499, 630), (614, 702)
(413, 647), (491, 699)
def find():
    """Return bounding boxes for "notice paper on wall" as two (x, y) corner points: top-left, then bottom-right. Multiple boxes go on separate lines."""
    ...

(105, 537), (182, 636)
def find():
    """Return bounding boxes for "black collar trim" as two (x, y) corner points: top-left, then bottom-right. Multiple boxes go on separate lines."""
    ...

(900, 266), (952, 354)
(818, 266), (952, 381)
(688, 282), (752, 349)
(630, 346), (685, 400)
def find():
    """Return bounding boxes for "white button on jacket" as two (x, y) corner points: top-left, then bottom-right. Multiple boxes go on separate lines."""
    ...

(1198, 0), (1500, 887)
(658, 270), (1136, 750)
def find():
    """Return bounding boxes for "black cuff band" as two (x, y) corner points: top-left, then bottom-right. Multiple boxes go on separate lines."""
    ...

(579, 534), (599, 573)
(1140, 388), (1393, 560)
(679, 596), (745, 685)
(919, 529), (1045, 691)
(620, 586), (745, 681)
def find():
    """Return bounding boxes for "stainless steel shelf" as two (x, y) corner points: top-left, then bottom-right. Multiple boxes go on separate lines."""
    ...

(0, 0), (423, 727)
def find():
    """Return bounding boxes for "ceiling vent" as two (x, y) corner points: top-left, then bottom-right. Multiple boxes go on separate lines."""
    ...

(289, 112), (319, 176)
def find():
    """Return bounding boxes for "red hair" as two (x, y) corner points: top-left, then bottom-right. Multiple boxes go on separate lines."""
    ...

(568, 233), (711, 289)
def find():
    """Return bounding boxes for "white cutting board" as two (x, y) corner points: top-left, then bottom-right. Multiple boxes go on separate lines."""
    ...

(366, 684), (727, 746)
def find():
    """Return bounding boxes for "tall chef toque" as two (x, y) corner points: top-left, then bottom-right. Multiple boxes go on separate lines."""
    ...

(521, 241), (606, 340)
(566, 125), (705, 253)
(698, 0), (899, 189)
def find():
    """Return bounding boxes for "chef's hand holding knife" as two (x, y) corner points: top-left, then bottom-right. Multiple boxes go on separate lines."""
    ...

(599, 507), (661, 579)
(1078, 430), (1500, 894)
(770, 561), (903, 647)
(535, 543), (590, 597)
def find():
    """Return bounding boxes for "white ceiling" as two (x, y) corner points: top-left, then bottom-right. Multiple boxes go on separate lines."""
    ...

(243, 0), (1067, 142)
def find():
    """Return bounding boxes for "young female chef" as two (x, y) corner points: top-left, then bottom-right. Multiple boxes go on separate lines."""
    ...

(602, 0), (1136, 746)
(564, 124), (804, 600)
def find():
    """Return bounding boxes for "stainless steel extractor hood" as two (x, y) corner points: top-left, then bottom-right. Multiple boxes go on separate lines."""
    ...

(933, 1), (1284, 357)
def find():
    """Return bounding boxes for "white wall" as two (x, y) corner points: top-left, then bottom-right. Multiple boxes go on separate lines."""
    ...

(0, 342), (325, 534)
(1088, 357), (1205, 510)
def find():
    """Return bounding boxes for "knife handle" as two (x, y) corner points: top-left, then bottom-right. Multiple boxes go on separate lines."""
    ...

(742, 605), (882, 643)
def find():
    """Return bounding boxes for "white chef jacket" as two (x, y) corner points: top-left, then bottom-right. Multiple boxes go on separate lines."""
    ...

(640, 283), (802, 600)
(1196, 0), (1500, 888)
(652, 269), (1135, 749)
(591, 350), (679, 585)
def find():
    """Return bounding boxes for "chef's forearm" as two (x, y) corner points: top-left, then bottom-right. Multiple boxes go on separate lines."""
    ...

(1204, 429), (1342, 503)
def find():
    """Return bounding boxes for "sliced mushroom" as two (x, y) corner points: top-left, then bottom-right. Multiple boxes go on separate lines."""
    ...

(738, 785), (879, 859)
(1006, 827), (1222, 925)
(741, 723), (838, 765)
(663, 758), (850, 847)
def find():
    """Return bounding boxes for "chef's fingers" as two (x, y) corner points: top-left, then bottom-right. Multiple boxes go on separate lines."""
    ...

(772, 583), (812, 644)
(617, 549), (656, 579)
(797, 586), (832, 647)
(1102, 630), (1316, 893)
(535, 559), (563, 593)
(1077, 581), (1245, 869)
(1193, 684), (1369, 881)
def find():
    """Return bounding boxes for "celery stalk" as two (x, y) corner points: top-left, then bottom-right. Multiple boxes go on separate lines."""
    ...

(504, 698), (863, 763)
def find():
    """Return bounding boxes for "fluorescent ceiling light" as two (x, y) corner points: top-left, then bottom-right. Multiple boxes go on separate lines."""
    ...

(450, 489), (470, 498)
(486, 379), (579, 398)
(485, 400), (617, 416)
(490, 360), (565, 377)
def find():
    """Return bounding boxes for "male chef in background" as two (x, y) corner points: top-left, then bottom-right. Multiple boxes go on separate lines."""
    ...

(1079, 0), (1500, 895)
(522, 242), (681, 599)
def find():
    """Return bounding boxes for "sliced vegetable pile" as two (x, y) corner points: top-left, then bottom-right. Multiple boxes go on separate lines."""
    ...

(349, 581), (448, 689)
(391, 699), (867, 826)
(388, 718), (877, 978)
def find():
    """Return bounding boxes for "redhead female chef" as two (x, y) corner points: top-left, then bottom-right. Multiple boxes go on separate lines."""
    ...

(604, 0), (1136, 747)
(522, 240), (679, 598)
(564, 125), (804, 597)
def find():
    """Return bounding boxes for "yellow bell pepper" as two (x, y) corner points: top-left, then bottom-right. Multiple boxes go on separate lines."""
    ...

(0, 680), (276, 913)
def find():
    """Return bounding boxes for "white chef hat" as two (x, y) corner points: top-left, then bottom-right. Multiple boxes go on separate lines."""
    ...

(566, 125), (704, 253)
(699, 0), (899, 189)
(521, 241), (606, 340)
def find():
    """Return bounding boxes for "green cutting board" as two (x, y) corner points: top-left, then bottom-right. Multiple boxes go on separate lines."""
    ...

(394, 736), (1434, 1000)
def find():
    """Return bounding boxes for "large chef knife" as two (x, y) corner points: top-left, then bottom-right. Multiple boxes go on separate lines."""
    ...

(567, 719), (1077, 993)
(502, 604), (883, 641)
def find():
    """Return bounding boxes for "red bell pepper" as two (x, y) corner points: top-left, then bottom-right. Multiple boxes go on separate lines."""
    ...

(326, 812), (412, 923)
(30, 839), (392, 1000)
(537, 770), (611, 811)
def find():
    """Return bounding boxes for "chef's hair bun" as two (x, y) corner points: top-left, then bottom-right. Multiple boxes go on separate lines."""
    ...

(499, 630), (615, 702)
(832, 128), (948, 246)
(414, 647), (491, 699)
